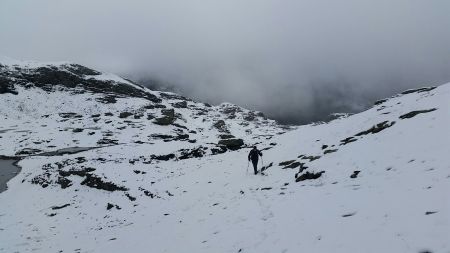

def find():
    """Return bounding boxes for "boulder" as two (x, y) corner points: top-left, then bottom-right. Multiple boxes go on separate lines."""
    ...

(218, 138), (244, 150)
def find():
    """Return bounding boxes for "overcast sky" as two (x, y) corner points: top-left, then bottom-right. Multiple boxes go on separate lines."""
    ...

(1, 0), (450, 123)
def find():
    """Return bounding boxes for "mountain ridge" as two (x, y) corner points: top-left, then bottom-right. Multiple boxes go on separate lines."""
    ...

(0, 59), (448, 253)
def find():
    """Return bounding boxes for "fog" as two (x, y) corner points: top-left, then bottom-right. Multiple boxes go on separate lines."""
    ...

(1, 0), (450, 123)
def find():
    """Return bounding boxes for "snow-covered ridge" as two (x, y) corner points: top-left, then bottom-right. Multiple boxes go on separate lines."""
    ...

(0, 60), (449, 253)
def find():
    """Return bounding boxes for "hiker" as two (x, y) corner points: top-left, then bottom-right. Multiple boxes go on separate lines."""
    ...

(248, 146), (263, 175)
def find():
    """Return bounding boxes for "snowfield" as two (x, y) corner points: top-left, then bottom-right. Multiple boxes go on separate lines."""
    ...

(0, 60), (449, 253)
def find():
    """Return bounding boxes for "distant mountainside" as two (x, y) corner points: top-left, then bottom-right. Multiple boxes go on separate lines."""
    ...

(0, 59), (448, 253)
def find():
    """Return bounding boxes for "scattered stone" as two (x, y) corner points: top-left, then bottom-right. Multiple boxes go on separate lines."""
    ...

(399, 109), (437, 119)
(350, 171), (361, 178)
(213, 120), (229, 133)
(355, 121), (395, 136)
(279, 160), (296, 166)
(341, 212), (356, 217)
(323, 149), (338, 154)
(107, 203), (121, 210)
(81, 174), (128, 192)
(172, 101), (188, 108)
(151, 153), (176, 161)
(119, 112), (133, 118)
(340, 137), (357, 145)
(296, 171), (325, 182)
(401, 87), (436, 95)
(51, 203), (71, 210)
(425, 211), (438, 215)
(283, 162), (301, 169)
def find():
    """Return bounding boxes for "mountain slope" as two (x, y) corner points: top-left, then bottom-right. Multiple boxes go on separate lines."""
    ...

(0, 59), (449, 253)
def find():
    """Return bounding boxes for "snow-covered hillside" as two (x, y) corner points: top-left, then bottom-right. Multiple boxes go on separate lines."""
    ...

(0, 59), (448, 253)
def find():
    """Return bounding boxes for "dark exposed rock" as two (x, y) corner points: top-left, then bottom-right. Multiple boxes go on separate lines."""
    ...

(340, 137), (357, 145)
(283, 161), (301, 169)
(172, 101), (188, 108)
(213, 120), (229, 133)
(107, 203), (121, 210)
(374, 98), (388, 105)
(211, 146), (227, 155)
(350, 171), (361, 178)
(279, 160), (296, 166)
(15, 148), (43, 156)
(261, 162), (273, 172)
(219, 134), (235, 139)
(59, 112), (83, 119)
(56, 176), (72, 189)
(425, 211), (438, 215)
(96, 95), (117, 104)
(301, 155), (321, 162)
(81, 174), (128, 191)
(179, 147), (207, 160)
(401, 87), (436, 95)
(59, 167), (96, 177)
(151, 153), (176, 161)
(296, 171), (325, 182)
(323, 149), (338, 154)
(218, 138), (244, 150)
(321, 145), (328, 150)
(341, 212), (357, 217)
(355, 121), (395, 136)
(125, 193), (137, 201)
(72, 128), (84, 133)
(0, 76), (18, 95)
(153, 109), (175, 125)
(51, 203), (71, 210)
(119, 111), (133, 118)
(97, 138), (119, 145)
(399, 108), (437, 119)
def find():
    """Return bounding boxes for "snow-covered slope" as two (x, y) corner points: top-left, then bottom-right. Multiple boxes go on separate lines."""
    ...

(0, 60), (449, 253)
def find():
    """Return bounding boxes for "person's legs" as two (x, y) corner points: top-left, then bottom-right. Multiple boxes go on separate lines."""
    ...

(252, 160), (258, 174)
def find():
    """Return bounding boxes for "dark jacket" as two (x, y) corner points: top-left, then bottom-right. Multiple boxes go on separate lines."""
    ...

(248, 149), (262, 162)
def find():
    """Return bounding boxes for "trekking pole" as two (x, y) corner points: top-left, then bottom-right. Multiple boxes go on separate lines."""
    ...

(246, 160), (249, 175)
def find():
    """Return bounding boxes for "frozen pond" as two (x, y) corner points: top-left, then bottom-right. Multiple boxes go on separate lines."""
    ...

(0, 159), (20, 193)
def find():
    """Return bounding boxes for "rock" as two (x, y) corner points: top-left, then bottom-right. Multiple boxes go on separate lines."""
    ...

(80, 174), (128, 191)
(355, 121), (395, 136)
(59, 112), (83, 119)
(350, 171), (361, 178)
(340, 137), (357, 145)
(51, 203), (71, 210)
(179, 147), (206, 160)
(172, 101), (188, 108)
(218, 138), (244, 150)
(399, 108), (437, 119)
(323, 149), (338, 154)
(56, 177), (72, 189)
(374, 98), (388, 105)
(401, 86), (436, 95)
(119, 111), (133, 118)
(283, 161), (301, 169)
(279, 160), (296, 166)
(151, 153), (176, 161)
(153, 109), (175, 125)
(219, 134), (235, 139)
(72, 128), (84, 133)
(296, 171), (325, 182)
(213, 120), (229, 133)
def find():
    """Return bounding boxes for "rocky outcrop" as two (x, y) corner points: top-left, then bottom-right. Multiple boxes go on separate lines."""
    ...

(153, 109), (176, 125)
(218, 138), (244, 150)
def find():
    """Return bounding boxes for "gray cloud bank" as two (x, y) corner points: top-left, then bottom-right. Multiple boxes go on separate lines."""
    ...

(2, 0), (450, 123)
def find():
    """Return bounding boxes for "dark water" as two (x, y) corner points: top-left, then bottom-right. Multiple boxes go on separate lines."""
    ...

(0, 159), (20, 193)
